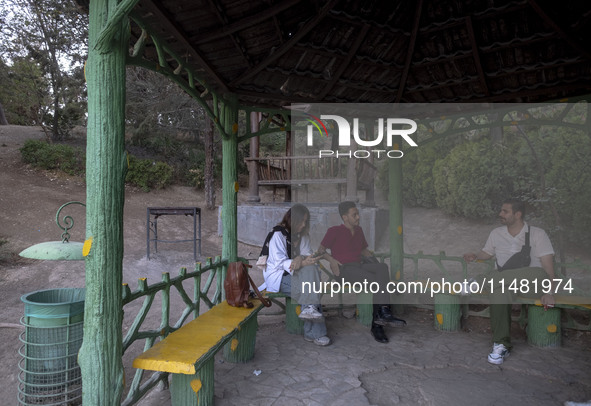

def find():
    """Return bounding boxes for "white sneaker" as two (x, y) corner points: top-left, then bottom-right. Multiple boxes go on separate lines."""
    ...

(298, 305), (323, 320)
(487, 343), (510, 365)
(304, 335), (331, 346)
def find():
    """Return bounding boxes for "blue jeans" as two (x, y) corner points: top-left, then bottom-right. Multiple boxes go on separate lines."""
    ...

(280, 265), (327, 340)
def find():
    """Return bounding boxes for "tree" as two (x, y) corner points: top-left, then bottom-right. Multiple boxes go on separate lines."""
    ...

(0, 0), (88, 139)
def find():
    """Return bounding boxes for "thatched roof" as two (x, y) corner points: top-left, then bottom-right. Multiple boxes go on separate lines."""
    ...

(120, 0), (591, 106)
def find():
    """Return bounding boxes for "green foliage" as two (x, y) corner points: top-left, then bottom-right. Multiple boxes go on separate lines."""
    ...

(20, 139), (85, 175)
(125, 155), (174, 192)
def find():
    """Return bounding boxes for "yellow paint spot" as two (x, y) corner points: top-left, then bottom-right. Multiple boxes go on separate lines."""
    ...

(355, 308), (359, 317)
(547, 324), (557, 333)
(559, 98), (568, 102)
(428, 128), (433, 133)
(232, 123), (238, 134)
(231, 338), (239, 351)
(440, 116), (446, 120)
(191, 379), (202, 394)
(295, 305), (301, 315)
(393, 143), (399, 150)
(511, 121), (518, 125)
(83, 237), (93, 257)
(280, 127), (285, 131)
(436, 313), (444, 325)
(234, 182), (239, 192)
(395, 271), (400, 280)
(397, 225), (403, 235)
(83, 61), (87, 82)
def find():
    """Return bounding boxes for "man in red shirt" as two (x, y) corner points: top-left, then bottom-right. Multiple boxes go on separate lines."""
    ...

(318, 201), (405, 343)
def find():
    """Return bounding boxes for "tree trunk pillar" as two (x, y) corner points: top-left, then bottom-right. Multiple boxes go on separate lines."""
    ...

(78, 1), (129, 404)
(247, 112), (260, 203)
(221, 96), (239, 300)
(389, 139), (404, 313)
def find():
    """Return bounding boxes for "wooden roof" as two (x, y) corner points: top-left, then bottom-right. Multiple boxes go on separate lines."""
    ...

(128, 0), (591, 107)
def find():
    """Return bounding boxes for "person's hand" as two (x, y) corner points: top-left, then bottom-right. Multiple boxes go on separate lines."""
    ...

(290, 256), (303, 271)
(301, 255), (318, 267)
(463, 253), (477, 263)
(329, 258), (342, 276)
(541, 293), (555, 311)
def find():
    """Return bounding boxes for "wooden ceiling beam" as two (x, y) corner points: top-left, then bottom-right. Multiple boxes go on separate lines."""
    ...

(194, 0), (302, 44)
(229, 0), (341, 87)
(317, 24), (370, 99)
(204, 0), (252, 66)
(138, 0), (229, 92)
(394, 0), (423, 103)
(528, 0), (591, 60)
(465, 16), (490, 96)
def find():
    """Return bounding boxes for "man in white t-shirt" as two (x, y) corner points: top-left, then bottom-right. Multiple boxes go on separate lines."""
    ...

(464, 199), (555, 365)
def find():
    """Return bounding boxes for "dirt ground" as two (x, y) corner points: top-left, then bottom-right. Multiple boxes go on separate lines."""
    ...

(1, 125), (590, 405)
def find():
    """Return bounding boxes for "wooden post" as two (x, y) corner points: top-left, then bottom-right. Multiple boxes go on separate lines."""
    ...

(526, 305), (561, 347)
(247, 112), (261, 203)
(389, 139), (404, 313)
(434, 293), (461, 331)
(221, 96), (239, 290)
(78, 0), (130, 404)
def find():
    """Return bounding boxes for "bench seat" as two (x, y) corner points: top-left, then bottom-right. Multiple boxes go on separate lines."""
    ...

(133, 300), (264, 406)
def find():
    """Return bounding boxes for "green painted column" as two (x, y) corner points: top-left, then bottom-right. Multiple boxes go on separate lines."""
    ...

(389, 140), (404, 312)
(78, 1), (129, 404)
(221, 97), (239, 300)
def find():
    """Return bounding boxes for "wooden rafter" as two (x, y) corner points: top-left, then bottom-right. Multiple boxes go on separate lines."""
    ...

(465, 16), (490, 96)
(204, 0), (252, 67)
(317, 24), (370, 99)
(229, 0), (341, 87)
(138, 0), (229, 92)
(394, 0), (423, 103)
(528, 0), (591, 60)
(195, 0), (302, 44)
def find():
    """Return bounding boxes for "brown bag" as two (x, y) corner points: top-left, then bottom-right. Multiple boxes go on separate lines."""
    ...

(225, 262), (271, 308)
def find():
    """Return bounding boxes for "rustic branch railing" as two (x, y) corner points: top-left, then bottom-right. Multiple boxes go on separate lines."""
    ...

(121, 256), (226, 406)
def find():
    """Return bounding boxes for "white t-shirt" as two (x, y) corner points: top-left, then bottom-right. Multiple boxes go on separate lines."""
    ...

(258, 232), (313, 293)
(482, 222), (554, 268)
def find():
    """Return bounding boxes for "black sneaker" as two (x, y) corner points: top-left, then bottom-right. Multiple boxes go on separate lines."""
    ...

(374, 306), (407, 327)
(371, 323), (389, 343)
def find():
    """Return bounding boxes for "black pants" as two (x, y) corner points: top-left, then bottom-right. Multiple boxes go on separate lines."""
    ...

(339, 262), (391, 307)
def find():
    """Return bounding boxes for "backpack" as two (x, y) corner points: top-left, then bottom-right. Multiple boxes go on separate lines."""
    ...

(225, 261), (272, 308)
(255, 226), (291, 270)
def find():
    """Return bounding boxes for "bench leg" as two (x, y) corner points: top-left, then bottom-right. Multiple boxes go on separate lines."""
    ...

(526, 305), (561, 347)
(223, 315), (259, 363)
(434, 293), (461, 332)
(285, 297), (304, 334)
(356, 292), (373, 327)
(170, 358), (214, 406)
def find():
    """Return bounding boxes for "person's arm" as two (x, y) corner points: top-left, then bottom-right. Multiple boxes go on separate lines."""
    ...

(317, 244), (342, 276)
(361, 248), (374, 257)
(268, 232), (292, 273)
(539, 254), (556, 309)
(463, 250), (493, 263)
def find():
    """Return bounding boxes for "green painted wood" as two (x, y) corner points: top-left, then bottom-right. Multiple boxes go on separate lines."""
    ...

(434, 294), (461, 332)
(389, 139), (404, 314)
(223, 312), (259, 362)
(527, 306), (561, 347)
(356, 292), (373, 327)
(221, 97), (239, 301)
(78, 1), (129, 404)
(170, 358), (214, 406)
(285, 297), (305, 335)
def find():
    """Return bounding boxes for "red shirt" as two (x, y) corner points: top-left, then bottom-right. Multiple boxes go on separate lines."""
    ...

(320, 224), (368, 264)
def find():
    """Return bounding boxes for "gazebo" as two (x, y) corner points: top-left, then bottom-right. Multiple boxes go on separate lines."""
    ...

(76, 0), (591, 404)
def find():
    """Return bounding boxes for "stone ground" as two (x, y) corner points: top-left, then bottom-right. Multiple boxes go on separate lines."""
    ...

(1, 125), (590, 405)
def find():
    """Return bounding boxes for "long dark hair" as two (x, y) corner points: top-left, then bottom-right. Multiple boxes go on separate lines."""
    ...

(279, 204), (310, 236)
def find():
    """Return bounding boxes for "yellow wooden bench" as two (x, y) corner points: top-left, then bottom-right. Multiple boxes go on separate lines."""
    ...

(133, 300), (264, 406)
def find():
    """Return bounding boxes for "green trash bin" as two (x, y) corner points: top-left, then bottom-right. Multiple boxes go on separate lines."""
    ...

(18, 288), (85, 405)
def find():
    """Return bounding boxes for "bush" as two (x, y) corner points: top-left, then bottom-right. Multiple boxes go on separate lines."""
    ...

(125, 155), (174, 192)
(20, 139), (85, 176)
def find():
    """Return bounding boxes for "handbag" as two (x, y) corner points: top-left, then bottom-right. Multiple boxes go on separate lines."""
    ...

(497, 226), (531, 271)
(225, 261), (272, 308)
